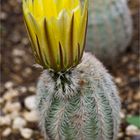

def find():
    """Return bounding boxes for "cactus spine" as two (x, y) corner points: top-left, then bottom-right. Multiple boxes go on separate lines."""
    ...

(36, 53), (121, 140)
(84, 0), (132, 62)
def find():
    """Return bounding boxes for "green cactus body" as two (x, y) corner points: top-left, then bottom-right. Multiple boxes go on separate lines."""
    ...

(84, 0), (132, 62)
(36, 53), (121, 140)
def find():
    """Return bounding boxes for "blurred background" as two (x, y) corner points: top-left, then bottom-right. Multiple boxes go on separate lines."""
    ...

(0, 0), (140, 140)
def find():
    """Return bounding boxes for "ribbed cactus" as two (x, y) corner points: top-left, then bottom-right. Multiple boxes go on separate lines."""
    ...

(84, 0), (132, 62)
(36, 53), (121, 140)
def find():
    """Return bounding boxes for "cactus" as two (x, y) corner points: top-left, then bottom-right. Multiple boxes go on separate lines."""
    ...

(22, 0), (121, 139)
(36, 53), (121, 140)
(83, 0), (132, 63)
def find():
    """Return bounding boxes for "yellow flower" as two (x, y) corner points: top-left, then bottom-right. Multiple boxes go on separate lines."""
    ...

(23, 0), (88, 72)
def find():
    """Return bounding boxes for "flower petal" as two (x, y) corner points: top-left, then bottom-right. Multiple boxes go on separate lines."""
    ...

(42, 0), (57, 19)
(78, 0), (88, 58)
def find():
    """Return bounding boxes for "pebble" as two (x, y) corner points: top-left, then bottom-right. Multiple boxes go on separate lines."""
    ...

(0, 12), (7, 20)
(10, 32), (21, 43)
(4, 102), (21, 113)
(128, 103), (139, 110)
(24, 95), (36, 110)
(115, 77), (122, 84)
(22, 68), (32, 77)
(4, 81), (14, 89)
(134, 91), (140, 101)
(18, 86), (27, 93)
(126, 125), (140, 136)
(13, 117), (27, 130)
(0, 115), (11, 126)
(10, 111), (19, 120)
(120, 111), (125, 119)
(3, 89), (18, 101)
(122, 56), (129, 63)
(2, 128), (12, 137)
(118, 132), (124, 138)
(28, 86), (36, 93)
(14, 57), (22, 65)
(22, 38), (29, 45)
(12, 49), (25, 57)
(24, 67), (32, 75)
(20, 128), (33, 139)
(23, 110), (38, 122)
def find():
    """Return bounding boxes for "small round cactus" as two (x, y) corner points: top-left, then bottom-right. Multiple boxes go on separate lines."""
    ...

(84, 0), (133, 63)
(36, 53), (121, 140)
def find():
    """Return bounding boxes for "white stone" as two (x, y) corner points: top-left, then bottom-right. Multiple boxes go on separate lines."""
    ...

(4, 102), (21, 113)
(0, 115), (11, 126)
(2, 128), (12, 137)
(24, 68), (32, 75)
(28, 86), (36, 93)
(20, 128), (33, 139)
(126, 125), (140, 136)
(19, 86), (27, 93)
(12, 49), (25, 57)
(24, 95), (36, 110)
(115, 77), (122, 84)
(13, 117), (27, 130)
(120, 111), (125, 119)
(23, 110), (38, 122)
(14, 58), (22, 64)
(22, 38), (29, 45)
(0, 12), (7, 20)
(117, 132), (124, 138)
(3, 89), (18, 101)
(10, 111), (19, 120)
(4, 81), (14, 89)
